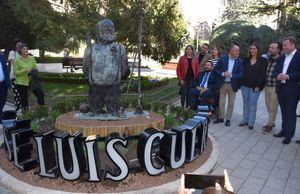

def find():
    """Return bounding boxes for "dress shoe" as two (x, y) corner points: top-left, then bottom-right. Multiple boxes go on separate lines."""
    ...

(262, 125), (273, 134)
(273, 132), (285, 138)
(238, 122), (248, 127)
(282, 138), (291, 144)
(190, 105), (198, 112)
(225, 120), (231, 126)
(213, 119), (224, 123)
(296, 140), (300, 144)
(262, 123), (275, 129)
(248, 125), (254, 130)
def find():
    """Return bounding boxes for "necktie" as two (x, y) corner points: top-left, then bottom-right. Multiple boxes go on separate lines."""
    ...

(200, 73), (209, 88)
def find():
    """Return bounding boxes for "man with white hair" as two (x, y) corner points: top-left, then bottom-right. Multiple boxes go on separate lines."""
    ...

(83, 19), (128, 117)
(213, 44), (244, 126)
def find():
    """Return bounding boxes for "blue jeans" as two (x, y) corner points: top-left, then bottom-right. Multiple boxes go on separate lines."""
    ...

(241, 86), (261, 125)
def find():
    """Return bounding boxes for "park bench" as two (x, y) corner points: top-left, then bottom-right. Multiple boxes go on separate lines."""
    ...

(62, 57), (83, 72)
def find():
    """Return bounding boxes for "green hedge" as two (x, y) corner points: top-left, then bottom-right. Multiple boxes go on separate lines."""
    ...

(35, 57), (63, 63)
(38, 72), (170, 91)
(39, 72), (88, 84)
(121, 77), (169, 93)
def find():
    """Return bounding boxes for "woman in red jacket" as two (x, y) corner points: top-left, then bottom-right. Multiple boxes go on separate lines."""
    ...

(177, 45), (199, 108)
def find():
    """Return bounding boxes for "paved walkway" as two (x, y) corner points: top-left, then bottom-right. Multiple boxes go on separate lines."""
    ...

(210, 91), (300, 194)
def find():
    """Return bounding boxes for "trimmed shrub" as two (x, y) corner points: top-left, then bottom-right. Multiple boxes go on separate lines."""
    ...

(35, 57), (63, 63)
(39, 72), (170, 90)
(39, 72), (88, 84)
(210, 21), (277, 58)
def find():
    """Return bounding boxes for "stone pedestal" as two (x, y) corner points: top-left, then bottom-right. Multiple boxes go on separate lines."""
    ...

(55, 111), (165, 137)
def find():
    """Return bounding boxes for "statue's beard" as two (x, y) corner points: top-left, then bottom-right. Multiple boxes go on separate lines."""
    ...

(100, 33), (116, 44)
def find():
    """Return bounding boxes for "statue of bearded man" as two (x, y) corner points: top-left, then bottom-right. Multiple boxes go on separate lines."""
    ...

(83, 19), (128, 116)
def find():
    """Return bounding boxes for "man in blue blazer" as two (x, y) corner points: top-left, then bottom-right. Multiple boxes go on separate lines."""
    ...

(0, 53), (11, 124)
(213, 44), (244, 126)
(273, 37), (300, 144)
(189, 61), (222, 109)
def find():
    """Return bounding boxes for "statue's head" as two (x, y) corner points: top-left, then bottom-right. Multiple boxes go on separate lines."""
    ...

(95, 19), (116, 45)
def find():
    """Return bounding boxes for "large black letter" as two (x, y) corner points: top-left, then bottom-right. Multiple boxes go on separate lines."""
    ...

(10, 119), (36, 171)
(160, 128), (186, 169)
(181, 119), (201, 162)
(85, 135), (102, 182)
(34, 131), (58, 178)
(55, 131), (86, 181)
(137, 128), (165, 175)
(105, 135), (129, 181)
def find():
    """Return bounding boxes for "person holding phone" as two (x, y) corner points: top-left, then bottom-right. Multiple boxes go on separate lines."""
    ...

(178, 170), (234, 194)
(239, 44), (267, 129)
(14, 43), (38, 110)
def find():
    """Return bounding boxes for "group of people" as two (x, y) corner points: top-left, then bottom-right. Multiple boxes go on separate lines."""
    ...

(0, 38), (45, 123)
(177, 36), (300, 145)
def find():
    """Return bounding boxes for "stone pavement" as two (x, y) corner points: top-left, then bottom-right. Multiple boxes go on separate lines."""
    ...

(210, 91), (300, 194)
(0, 74), (299, 193)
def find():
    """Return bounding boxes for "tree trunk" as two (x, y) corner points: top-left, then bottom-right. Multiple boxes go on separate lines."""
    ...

(40, 49), (45, 58)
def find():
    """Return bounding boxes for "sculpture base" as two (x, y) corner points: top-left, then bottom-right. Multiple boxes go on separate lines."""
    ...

(75, 111), (150, 121)
(55, 111), (165, 137)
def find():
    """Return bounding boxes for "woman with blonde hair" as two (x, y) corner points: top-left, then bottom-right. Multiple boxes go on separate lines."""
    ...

(210, 46), (221, 67)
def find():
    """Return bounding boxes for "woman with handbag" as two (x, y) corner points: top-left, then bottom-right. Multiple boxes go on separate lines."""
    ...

(14, 43), (38, 110)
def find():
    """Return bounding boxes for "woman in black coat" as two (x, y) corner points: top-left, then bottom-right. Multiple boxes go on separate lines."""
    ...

(239, 44), (267, 129)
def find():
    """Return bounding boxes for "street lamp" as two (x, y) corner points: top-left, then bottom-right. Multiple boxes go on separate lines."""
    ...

(193, 26), (199, 53)
(135, 0), (146, 114)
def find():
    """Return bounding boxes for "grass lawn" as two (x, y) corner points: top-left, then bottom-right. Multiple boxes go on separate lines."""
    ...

(42, 82), (88, 96)
(7, 77), (180, 107)
(42, 78), (179, 97)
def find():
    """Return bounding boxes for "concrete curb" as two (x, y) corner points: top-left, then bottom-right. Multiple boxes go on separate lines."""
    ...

(0, 134), (219, 194)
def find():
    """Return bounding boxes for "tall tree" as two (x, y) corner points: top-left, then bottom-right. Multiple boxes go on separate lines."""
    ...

(249, 0), (300, 43)
(105, 0), (188, 62)
(0, 2), (36, 57)
(222, 0), (261, 23)
(2, 0), (188, 62)
(62, 0), (105, 46)
(1, 0), (72, 56)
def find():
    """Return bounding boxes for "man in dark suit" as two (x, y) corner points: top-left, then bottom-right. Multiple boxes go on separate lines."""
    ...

(189, 61), (221, 109)
(0, 53), (11, 124)
(273, 36), (300, 144)
(213, 44), (244, 126)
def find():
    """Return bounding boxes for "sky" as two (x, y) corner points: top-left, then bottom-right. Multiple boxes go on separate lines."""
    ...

(178, 0), (223, 34)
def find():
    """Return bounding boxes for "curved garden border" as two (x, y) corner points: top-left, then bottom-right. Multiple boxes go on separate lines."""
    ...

(0, 134), (219, 194)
